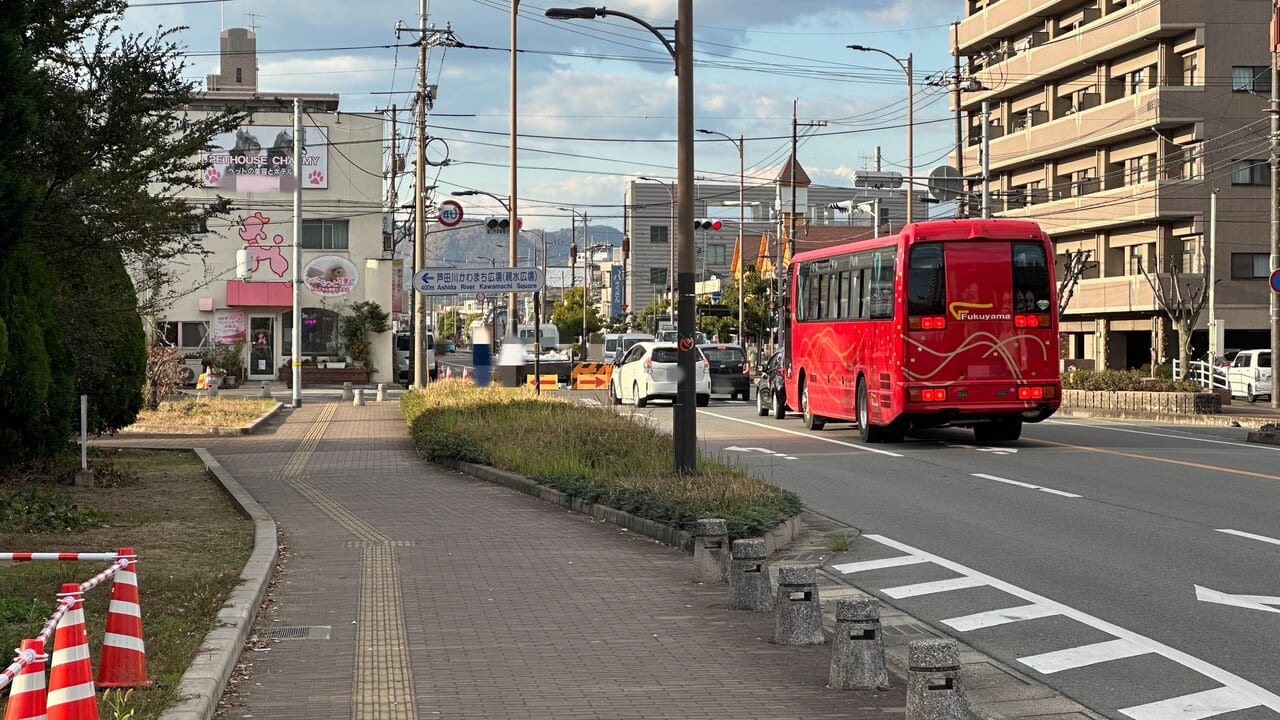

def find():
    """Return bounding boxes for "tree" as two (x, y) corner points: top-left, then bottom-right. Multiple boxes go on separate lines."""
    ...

(550, 287), (603, 347)
(716, 269), (772, 343)
(1138, 253), (1209, 381)
(2, 0), (246, 449)
(1057, 249), (1097, 320)
(339, 302), (391, 375)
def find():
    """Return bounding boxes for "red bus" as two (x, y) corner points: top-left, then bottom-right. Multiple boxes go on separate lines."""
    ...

(781, 218), (1060, 443)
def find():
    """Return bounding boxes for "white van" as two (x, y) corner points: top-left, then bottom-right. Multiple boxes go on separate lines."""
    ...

(517, 323), (559, 352)
(395, 332), (436, 387)
(604, 333), (654, 364)
(1228, 349), (1272, 402)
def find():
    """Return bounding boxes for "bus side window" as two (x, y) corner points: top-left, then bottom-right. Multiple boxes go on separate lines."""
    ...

(1012, 242), (1051, 313)
(907, 244), (946, 316)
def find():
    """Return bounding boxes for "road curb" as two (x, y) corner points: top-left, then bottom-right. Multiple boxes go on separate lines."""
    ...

(156, 449), (278, 720)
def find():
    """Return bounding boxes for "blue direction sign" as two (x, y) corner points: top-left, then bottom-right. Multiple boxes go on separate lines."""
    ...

(1271, 268), (1280, 294)
(413, 267), (544, 296)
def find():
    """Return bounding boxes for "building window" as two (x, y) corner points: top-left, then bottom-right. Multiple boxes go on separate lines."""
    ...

(706, 244), (726, 265)
(1231, 253), (1270, 279)
(1128, 68), (1146, 95)
(1182, 52), (1198, 86)
(1232, 66), (1268, 93)
(301, 219), (350, 250)
(1179, 144), (1203, 180)
(158, 321), (210, 350)
(1128, 245), (1147, 275)
(1127, 156), (1148, 184)
(235, 67), (242, 84)
(282, 308), (342, 357)
(649, 225), (669, 244)
(1180, 239), (1201, 274)
(1231, 160), (1268, 186)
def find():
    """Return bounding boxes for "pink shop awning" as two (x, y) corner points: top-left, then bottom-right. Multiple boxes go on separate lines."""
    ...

(226, 280), (292, 307)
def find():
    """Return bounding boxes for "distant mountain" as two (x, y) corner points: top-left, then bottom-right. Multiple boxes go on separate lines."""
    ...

(419, 223), (622, 268)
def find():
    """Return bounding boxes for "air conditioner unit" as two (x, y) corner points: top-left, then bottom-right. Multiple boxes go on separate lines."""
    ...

(176, 359), (204, 387)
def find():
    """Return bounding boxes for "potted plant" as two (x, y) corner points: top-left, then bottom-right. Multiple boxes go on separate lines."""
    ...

(201, 340), (246, 388)
(339, 301), (390, 375)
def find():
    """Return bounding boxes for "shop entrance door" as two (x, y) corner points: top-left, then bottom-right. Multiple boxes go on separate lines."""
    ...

(248, 316), (276, 379)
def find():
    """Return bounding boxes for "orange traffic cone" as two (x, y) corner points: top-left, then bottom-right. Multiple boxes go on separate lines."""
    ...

(445, 365), (453, 379)
(4, 639), (47, 720)
(96, 549), (148, 688)
(462, 367), (471, 380)
(47, 584), (97, 720)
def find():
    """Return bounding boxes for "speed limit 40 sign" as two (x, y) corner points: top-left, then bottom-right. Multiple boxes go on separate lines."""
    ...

(438, 199), (463, 227)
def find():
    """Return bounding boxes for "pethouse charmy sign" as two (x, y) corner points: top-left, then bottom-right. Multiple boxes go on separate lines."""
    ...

(201, 124), (330, 190)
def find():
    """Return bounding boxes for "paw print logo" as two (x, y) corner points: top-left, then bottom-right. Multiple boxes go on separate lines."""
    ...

(308, 170), (325, 185)
(204, 168), (221, 185)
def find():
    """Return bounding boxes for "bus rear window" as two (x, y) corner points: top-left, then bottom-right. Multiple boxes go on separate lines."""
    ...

(907, 244), (945, 316)
(1012, 242), (1051, 313)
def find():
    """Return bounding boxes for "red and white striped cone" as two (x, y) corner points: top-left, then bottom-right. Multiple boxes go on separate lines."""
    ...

(96, 549), (148, 688)
(462, 367), (471, 381)
(4, 639), (47, 720)
(445, 365), (452, 379)
(47, 584), (97, 720)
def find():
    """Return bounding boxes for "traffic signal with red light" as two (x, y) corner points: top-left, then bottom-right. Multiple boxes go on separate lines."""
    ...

(694, 219), (723, 231)
(569, 241), (578, 266)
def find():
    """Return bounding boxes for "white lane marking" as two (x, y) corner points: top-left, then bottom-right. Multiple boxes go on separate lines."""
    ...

(1216, 528), (1280, 546)
(1048, 419), (1280, 451)
(1119, 686), (1261, 720)
(1020, 638), (1151, 674)
(863, 534), (1280, 715)
(883, 575), (988, 599)
(942, 603), (1058, 631)
(971, 473), (1083, 498)
(831, 555), (928, 574)
(1194, 585), (1280, 614)
(698, 411), (904, 457)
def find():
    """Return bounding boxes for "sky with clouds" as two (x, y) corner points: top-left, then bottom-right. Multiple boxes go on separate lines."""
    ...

(122, 0), (964, 233)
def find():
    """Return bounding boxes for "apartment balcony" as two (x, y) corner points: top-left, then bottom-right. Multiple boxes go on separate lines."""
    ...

(961, 86), (1204, 174)
(961, 0), (1200, 97)
(1063, 275), (1159, 316)
(996, 179), (1202, 235)
(957, 0), (1080, 50)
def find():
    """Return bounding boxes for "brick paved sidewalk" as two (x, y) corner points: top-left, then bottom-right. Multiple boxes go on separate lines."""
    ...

(188, 399), (909, 720)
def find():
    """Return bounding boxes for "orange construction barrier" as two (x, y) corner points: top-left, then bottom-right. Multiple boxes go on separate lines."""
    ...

(96, 548), (148, 688)
(4, 640), (47, 720)
(47, 584), (98, 720)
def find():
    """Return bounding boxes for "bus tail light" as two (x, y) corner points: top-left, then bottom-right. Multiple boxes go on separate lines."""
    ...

(909, 388), (948, 402)
(1014, 314), (1051, 328)
(1017, 385), (1056, 400)
(909, 316), (947, 330)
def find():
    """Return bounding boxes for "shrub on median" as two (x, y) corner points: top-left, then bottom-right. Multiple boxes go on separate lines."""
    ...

(1062, 368), (1204, 393)
(400, 382), (802, 539)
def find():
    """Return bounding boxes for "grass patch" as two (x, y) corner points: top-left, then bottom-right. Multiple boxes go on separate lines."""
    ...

(401, 382), (803, 540)
(128, 398), (277, 429)
(825, 533), (851, 552)
(0, 448), (253, 720)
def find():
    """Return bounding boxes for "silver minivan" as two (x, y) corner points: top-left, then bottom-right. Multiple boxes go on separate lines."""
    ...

(395, 332), (436, 387)
(603, 333), (654, 365)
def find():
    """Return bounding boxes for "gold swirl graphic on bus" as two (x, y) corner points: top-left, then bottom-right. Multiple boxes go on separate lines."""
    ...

(903, 331), (1050, 382)
(948, 301), (1011, 321)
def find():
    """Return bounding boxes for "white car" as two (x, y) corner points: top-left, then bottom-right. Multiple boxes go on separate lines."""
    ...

(609, 342), (710, 407)
(1228, 348), (1272, 402)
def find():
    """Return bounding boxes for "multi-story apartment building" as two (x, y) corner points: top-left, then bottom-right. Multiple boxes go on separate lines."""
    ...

(153, 28), (398, 384)
(622, 158), (922, 316)
(956, 0), (1273, 369)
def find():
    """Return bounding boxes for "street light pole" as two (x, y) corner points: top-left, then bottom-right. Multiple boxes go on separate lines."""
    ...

(848, 45), (913, 225)
(697, 129), (744, 343)
(509, 0), (520, 342)
(548, 1), (697, 474)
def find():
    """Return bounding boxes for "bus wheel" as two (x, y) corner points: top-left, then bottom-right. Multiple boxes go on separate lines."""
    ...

(857, 379), (904, 443)
(802, 380), (825, 430)
(974, 417), (1022, 442)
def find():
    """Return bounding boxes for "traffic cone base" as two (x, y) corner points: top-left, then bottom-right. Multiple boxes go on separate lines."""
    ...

(5, 639), (47, 720)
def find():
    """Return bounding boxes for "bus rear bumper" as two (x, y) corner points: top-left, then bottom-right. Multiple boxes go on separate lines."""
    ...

(905, 403), (1058, 428)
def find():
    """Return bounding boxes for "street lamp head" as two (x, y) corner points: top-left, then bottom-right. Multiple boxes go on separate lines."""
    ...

(545, 6), (602, 20)
(847, 44), (868, 51)
(450, 190), (477, 197)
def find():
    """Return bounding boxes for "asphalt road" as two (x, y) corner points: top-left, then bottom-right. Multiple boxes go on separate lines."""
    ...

(580, 392), (1280, 720)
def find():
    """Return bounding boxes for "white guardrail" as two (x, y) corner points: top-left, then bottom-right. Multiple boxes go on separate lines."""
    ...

(1172, 359), (1229, 390)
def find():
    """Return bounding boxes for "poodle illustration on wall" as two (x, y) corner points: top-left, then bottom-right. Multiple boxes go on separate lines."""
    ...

(238, 211), (289, 277)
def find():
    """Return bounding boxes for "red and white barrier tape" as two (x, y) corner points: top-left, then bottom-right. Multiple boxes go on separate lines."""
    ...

(79, 557), (128, 593)
(1, 551), (120, 562)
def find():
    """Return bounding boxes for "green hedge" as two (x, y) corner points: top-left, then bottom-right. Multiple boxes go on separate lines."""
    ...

(401, 383), (802, 540)
(1063, 368), (1204, 393)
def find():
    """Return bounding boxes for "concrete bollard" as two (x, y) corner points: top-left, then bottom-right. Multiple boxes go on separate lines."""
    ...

(728, 539), (772, 612)
(692, 518), (729, 583)
(829, 596), (889, 690)
(376, 383), (386, 402)
(353, 388), (365, 407)
(341, 381), (354, 400)
(906, 638), (969, 720)
(259, 381), (272, 399)
(773, 566), (824, 645)
(206, 381), (219, 398)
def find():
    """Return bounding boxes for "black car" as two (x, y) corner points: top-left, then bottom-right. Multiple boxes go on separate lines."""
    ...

(698, 343), (750, 401)
(755, 350), (787, 419)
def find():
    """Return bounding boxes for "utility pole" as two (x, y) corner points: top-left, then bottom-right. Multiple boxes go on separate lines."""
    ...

(1271, 42), (1279, 408)
(952, 22), (965, 216)
(581, 212), (590, 361)
(412, 0), (429, 389)
(290, 98), (303, 408)
(387, 104), (398, 259)
(981, 99), (992, 219)
(785, 102), (826, 357)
